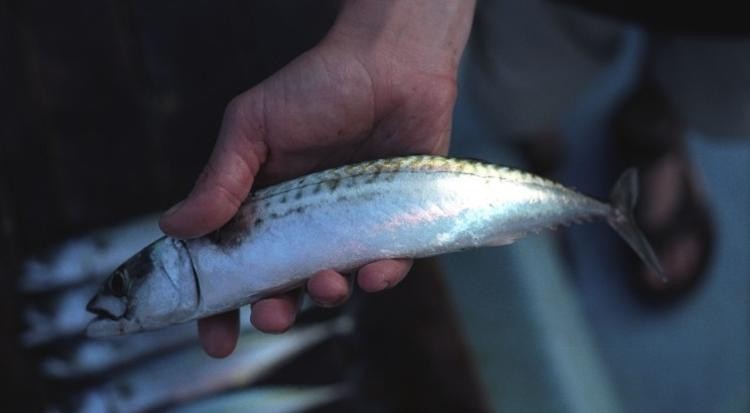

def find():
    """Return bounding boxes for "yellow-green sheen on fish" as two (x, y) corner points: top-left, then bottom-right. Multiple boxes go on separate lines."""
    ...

(86, 156), (662, 336)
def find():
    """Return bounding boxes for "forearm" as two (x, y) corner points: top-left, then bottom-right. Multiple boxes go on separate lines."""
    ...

(328, 0), (476, 75)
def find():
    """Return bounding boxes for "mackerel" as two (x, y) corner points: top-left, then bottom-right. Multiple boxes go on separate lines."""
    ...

(22, 284), (99, 347)
(41, 305), (326, 378)
(40, 306), (250, 379)
(20, 214), (161, 293)
(87, 156), (661, 336)
(55, 318), (351, 413)
(164, 385), (348, 413)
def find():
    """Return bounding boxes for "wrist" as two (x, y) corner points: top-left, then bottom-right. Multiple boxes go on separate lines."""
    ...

(326, 0), (476, 76)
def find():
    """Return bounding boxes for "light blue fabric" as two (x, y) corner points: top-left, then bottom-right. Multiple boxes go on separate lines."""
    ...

(444, 24), (750, 413)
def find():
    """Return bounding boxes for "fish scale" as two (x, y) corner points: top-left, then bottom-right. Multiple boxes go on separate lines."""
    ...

(86, 156), (662, 337)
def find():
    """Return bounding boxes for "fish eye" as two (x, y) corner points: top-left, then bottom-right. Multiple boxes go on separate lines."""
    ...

(108, 270), (130, 297)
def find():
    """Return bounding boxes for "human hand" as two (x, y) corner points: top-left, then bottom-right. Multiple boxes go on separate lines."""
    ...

(159, 0), (475, 357)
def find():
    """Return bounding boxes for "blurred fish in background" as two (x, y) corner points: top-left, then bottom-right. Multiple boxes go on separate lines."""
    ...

(54, 319), (351, 412)
(163, 385), (349, 413)
(18, 215), (163, 294)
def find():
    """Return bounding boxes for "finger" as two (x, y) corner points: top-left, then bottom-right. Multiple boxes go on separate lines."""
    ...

(160, 94), (268, 239)
(198, 310), (240, 358)
(250, 291), (300, 333)
(306, 269), (351, 307)
(357, 259), (413, 293)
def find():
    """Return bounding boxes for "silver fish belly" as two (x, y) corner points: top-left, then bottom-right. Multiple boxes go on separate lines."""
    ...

(189, 158), (608, 312)
(87, 156), (661, 336)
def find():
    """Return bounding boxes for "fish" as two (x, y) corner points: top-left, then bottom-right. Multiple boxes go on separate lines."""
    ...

(21, 284), (99, 347)
(40, 305), (324, 379)
(54, 317), (351, 413)
(41, 322), (200, 379)
(19, 214), (161, 293)
(40, 307), (251, 378)
(20, 215), (160, 345)
(86, 156), (662, 337)
(163, 385), (348, 413)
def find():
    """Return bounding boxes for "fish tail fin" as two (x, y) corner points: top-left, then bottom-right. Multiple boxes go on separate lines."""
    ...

(607, 168), (665, 279)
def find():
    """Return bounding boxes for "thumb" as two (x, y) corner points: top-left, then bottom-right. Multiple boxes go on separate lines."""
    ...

(160, 96), (268, 239)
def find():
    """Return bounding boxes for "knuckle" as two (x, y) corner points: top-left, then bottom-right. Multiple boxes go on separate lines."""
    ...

(223, 95), (249, 125)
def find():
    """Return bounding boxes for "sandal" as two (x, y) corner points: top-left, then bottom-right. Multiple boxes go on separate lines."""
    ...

(610, 79), (715, 305)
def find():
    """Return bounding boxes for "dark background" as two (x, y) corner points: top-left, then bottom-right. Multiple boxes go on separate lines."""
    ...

(0, 2), (488, 411)
(0, 0), (338, 253)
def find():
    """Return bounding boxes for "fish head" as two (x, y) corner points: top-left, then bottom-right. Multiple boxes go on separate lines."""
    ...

(86, 237), (199, 337)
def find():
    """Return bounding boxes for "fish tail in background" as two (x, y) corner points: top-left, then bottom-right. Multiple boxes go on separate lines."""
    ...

(607, 168), (665, 279)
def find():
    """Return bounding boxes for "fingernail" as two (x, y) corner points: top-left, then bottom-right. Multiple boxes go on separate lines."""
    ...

(164, 200), (185, 217)
(381, 278), (393, 290)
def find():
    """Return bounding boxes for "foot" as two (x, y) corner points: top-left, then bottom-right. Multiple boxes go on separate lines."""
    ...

(634, 150), (714, 298)
(611, 80), (714, 304)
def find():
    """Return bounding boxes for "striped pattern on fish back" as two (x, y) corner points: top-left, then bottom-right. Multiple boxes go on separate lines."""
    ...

(249, 155), (568, 201)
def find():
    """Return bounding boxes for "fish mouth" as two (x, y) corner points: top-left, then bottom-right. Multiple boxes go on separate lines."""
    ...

(86, 293), (127, 320)
(85, 293), (139, 337)
(86, 317), (142, 338)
